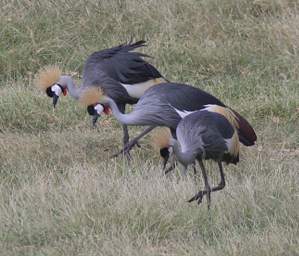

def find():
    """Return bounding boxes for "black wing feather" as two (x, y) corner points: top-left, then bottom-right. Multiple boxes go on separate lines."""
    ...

(142, 83), (256, 147)
(84, 41), (163, 85)
(143, 83), (225, 111)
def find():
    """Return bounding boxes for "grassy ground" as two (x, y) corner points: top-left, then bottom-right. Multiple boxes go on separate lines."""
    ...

(0, 0), (298, 255)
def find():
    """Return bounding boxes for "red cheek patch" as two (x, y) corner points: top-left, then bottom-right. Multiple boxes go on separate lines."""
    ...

(62, 88), (68, 96)
(103, 106), (112, 115)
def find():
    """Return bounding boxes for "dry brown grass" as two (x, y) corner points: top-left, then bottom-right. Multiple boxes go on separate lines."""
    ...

(0, 0), (298, 255)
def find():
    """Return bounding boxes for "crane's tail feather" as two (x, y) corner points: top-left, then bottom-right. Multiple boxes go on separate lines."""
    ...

(231, 110), (257, 146)
(119, 40), (152, 59)
(122, 40), (147, 51)
(115, 40), (149, 56)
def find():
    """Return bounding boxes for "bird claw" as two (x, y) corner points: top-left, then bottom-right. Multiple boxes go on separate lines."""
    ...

(112, 139), (138, 158)
(164, 165), (175, 175)
(187, 191), (205, 205)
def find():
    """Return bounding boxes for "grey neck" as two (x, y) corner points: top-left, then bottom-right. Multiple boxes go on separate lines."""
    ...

(170, 139), (197, 167)
(106, 97), (139, 125)
(60, 75), (81, 99)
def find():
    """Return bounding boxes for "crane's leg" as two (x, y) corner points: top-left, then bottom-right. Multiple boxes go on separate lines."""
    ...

(192, 163), (198, 184)
(193, 164), (197, 175)
(121, 124), (132, 160)
(112, 126), (156, 158)
(116, 104), (131, 160)
(188, 161), (211, 209)
(122, 124), (129, 146)
(200, 161), (211, 209)
(188, 161), (226, 207)
(117, 104), (130, 146)
(211, 161), (226, 193)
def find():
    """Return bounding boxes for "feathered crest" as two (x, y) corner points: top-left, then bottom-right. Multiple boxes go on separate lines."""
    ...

(79, 86), (104, 106)
(151, 127), (172, 151)
(34, 65), (62, 91)
(204, 105), (239, 129)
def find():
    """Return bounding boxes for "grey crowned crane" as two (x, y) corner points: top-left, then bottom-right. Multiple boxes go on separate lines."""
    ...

(34, 40), (166, 145)
(79, 82), (256, 157)
(152, 105), (240, 208)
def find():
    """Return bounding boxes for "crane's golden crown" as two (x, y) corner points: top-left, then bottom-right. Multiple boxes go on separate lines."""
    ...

(79, 87), (105, 107)
(151, 127), (172, 151)
(34, 65), (62, 91)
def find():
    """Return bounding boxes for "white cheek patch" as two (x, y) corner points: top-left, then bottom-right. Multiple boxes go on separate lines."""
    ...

(94, 104), (104, 115)
(51, 84), (62, 96)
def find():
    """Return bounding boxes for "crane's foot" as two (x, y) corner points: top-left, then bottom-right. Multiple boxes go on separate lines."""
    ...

(187, 191), (205, 205)
(164, 165), (175, 175)
(188, 190), (211, 209)
(123, 139), (140, 150)
(112, 139), (139, 158)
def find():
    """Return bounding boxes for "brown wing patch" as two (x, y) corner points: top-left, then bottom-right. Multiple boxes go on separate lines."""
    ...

(231, 110), (257, 145)
(154, 77), (167, 84)
(150, 127), (171, 151)
(205, 105), (239, 129)
(34, 65), (61, 91)
(229, 130), (240, 157)
(79, 86), (104, 107)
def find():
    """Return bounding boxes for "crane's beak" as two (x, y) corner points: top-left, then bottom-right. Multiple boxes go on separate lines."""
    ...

(92, 113), (100, 127)
(53, 94), (59, 108)
(162, 155), (169, 170)
(160, 148), (170, 170)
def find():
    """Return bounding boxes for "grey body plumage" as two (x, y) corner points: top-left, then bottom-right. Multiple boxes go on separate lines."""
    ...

(37, 41), (165, 146)
(80, 41), (165, 145)
(90, 82), (256, 156)
(169, 109), (240, 208)
(82, 41), (163, 105)
(137, 83), (255, 146)
(117, 82), (225, 130)
(174, 110), (236, 165)
(83, 41), (161, 86)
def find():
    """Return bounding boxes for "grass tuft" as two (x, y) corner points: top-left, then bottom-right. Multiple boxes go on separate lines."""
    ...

(0, 0), (298, 255)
